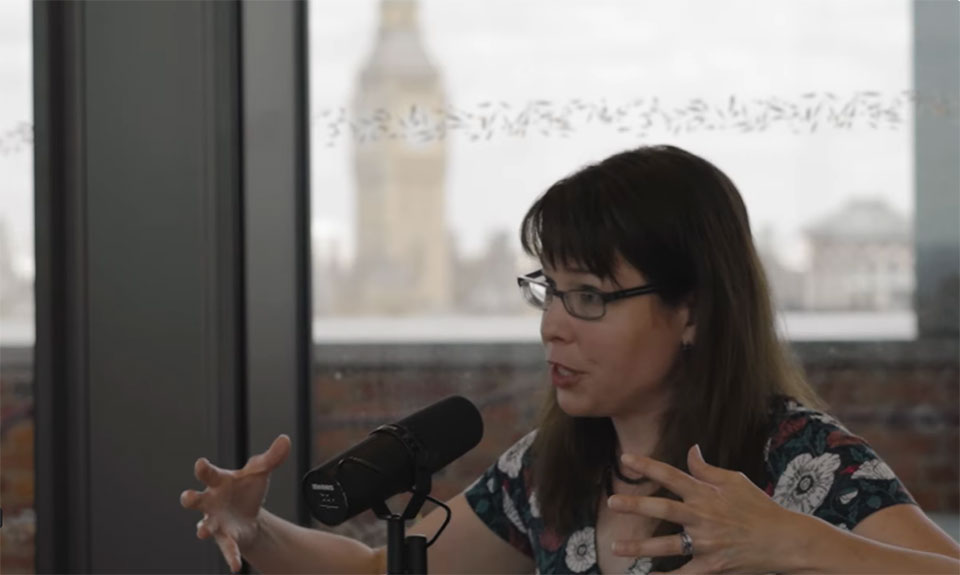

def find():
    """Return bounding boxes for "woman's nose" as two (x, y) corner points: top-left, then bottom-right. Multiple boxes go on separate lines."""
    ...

(540, 296), (575, 344)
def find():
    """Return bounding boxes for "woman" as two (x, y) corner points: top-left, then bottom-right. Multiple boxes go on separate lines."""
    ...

(181, 145), (960, 574)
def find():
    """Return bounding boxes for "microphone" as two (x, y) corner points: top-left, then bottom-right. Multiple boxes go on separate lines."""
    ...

(302, 395), (484, 526)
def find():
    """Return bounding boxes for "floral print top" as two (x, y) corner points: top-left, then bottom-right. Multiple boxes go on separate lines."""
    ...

(464, 398), (916, 574)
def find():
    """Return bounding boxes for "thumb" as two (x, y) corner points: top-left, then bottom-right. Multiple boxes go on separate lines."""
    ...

(244, 434), (292, 475)
(687, 444), (725, 484)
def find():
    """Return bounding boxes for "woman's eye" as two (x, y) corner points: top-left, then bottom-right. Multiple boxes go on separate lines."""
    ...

(576, 291), (601, 305)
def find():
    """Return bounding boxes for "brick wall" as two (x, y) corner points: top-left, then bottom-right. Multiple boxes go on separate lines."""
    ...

(0, 366), (36, 574)
(310, 341), (959, 546)
(1, 340), (956, 561)
(803, 342), (959, 513)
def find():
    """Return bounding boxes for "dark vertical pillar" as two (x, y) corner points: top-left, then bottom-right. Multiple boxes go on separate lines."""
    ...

(914, 1), (960, 338)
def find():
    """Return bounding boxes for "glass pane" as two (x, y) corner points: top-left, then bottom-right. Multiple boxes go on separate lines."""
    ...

(0, 1), (36, 572)
(308, 0), (957, 549)
(311, 0), (918, 342)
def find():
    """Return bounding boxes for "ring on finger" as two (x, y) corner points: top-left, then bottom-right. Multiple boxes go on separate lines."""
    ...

(680, 531), (694, 556)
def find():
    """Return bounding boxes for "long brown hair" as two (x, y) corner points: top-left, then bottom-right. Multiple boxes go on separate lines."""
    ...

(520, 145), (822, 571)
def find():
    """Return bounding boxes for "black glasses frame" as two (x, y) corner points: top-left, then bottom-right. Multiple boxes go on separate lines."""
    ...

(516, 269), (660, 320)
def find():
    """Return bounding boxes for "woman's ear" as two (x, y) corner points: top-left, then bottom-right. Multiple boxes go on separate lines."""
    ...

(679, 295), (696, 346)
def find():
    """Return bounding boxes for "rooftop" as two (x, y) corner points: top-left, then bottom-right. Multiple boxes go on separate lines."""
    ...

(806, 198), (911, 242)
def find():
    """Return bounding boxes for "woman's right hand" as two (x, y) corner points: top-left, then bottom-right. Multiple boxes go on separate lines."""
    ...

(180, 434), (291, 573)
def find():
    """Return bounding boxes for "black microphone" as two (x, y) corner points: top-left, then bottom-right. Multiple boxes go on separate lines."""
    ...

(302, 395), (484, 526)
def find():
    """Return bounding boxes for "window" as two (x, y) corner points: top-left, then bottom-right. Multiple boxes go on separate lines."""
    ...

(0, 1), (35, 572)
(304, 0), (960, 549)
(311, 0), (917, 342)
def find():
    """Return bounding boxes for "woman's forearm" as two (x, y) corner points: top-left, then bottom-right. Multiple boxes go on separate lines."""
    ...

(784, 513), (960, 574)
(240, 509), (384, 574)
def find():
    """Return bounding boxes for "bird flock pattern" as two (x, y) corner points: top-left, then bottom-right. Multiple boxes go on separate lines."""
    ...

(317, 90), (957, 147)
(2, 90), (957, 154)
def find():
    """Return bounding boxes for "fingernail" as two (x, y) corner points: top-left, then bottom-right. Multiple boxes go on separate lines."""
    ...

(694, 444), (703, 459)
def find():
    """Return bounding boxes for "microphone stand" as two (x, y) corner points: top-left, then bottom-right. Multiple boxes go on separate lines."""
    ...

(372, 466), (431, 575)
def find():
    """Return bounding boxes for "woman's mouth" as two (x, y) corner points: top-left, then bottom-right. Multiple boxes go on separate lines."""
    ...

(550, 362), (583, 388)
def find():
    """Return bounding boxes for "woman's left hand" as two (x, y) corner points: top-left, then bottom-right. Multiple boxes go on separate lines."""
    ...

(607, 444), (804, 574)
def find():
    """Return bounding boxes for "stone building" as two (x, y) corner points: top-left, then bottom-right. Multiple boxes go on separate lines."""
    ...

(804, 198), (913, 311)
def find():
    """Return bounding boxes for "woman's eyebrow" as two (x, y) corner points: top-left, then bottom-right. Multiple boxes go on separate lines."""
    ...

(543, 273), (604, 290)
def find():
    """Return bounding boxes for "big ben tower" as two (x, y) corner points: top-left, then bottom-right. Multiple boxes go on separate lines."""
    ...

(348, 0), (451, 315)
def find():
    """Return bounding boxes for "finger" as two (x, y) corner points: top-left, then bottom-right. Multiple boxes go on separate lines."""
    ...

(241, 434), (291, 477)
(612, 534), (686, 558)
(194, 457), (228, 488)
(620, 454), (702, 499)
(215, 533), (242, 574)
(180, 489), (204, 509)
(196, 517), (212, 540)
(607, 495), (699, 526)
(687, 444), (730, 485)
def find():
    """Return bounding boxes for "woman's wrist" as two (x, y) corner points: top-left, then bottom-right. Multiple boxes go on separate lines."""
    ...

(238, 508), (269, 556)
(769, 510), (834, 573)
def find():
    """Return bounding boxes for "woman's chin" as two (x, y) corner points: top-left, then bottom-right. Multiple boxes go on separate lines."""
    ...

(555, 389), (600, 418)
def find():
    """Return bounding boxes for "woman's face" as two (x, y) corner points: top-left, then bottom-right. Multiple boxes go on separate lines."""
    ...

(540, 258), (693, 419)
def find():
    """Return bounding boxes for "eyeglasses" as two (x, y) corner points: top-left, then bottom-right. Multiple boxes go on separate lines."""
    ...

(516, 269), (660, 320)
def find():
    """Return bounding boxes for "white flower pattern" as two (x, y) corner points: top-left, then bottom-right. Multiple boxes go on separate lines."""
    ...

(564, 527), (596, 573)
(839, 489), (858, 505)
(529, 490), (541, 518)
(785, 399), (811, 414)
(497, 430), (537, 479)
(627, 556), (653, 574)
(464, 397), (912, 575)
(501, 487), (528, 534)
(852, 459), (897, 481)
(773, 452), (841, 514)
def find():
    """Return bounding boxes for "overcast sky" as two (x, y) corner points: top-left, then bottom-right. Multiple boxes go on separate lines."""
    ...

(0, 0), (32, 276)
(0, 0), (913, 277)
(309, 0), (913, 267)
